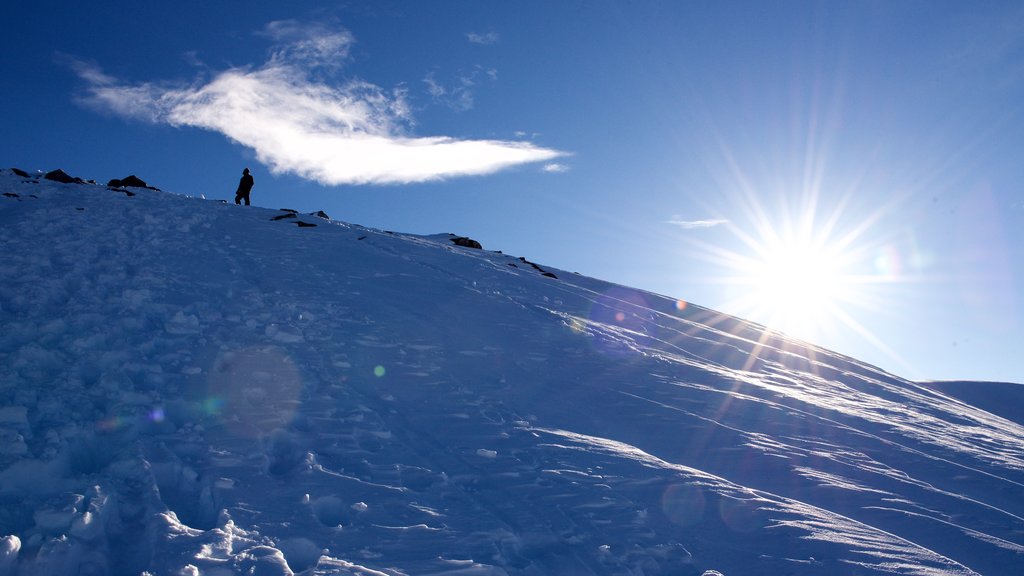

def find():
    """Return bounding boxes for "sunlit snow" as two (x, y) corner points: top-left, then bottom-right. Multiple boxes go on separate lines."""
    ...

(0, 170), (1021, 575)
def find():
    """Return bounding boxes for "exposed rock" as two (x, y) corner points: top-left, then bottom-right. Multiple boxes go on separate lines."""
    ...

(279, 208), (298, 214)
(517, 256), (557, 279)
(271, 213), (297, 221)
(3, 193), (19, 199)
(44, 169), (83, 184)
(120, 175), (148, 188)
(310, 210), (330, 220)
(296, 221), (317, 228)
(10, 168), (29, 178)
(450, 236), (483, 250)
(108, 175), (158, 190)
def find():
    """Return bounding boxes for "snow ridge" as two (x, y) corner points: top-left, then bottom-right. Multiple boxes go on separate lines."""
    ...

(0, 170), (1022, 575)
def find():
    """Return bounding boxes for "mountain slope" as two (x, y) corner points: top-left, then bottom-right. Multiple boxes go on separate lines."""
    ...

(921, 381), (1024, 427)
(0, 170), (1022, 575)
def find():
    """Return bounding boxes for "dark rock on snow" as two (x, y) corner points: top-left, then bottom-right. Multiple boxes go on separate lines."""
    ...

(296, 221), (317, 228)
(109, 175), (144, 188)
(311, 210), (330, 220)
(517, 256), (558, 279)
(271, 213), (297, 221)
(10, 168), (29, 178)
(44, 169), (84, 184)
(108, 175), (159, 190)
(450, 236), (483, 250)
(120, 175), (149, 188)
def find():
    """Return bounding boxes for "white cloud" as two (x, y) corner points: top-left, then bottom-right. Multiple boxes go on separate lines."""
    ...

(423, 66), (497, 113)
(259, 20), (356, 71)
(666, 218), (729, 229)
(467, 32), (500, 45)
(543, 163), (569, 173)
(70, 24), (564, 186)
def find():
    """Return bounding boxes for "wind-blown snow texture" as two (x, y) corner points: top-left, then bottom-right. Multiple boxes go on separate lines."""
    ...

(1, 170), (1022, 575)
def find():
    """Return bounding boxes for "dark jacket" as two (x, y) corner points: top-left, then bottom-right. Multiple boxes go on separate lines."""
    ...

(236, 173), (254, 194)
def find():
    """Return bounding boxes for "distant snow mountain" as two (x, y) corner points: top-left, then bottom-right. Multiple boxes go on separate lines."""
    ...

(920, 381), (1024, 427)
(1, 169), (1022, 576)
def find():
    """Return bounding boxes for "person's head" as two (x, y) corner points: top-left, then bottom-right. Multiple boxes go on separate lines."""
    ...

(243, 168), (250, 175)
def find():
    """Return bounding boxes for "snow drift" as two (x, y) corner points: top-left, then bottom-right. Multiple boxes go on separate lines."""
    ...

(0, 169), (1021, 575)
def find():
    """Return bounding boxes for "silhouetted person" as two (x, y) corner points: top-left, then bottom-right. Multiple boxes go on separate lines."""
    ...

(234, 168), (254, 205)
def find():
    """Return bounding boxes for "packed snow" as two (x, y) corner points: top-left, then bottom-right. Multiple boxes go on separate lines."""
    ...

(0, 169), (1022, 575)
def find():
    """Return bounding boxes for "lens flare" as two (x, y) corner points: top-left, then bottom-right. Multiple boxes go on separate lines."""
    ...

(203, 397), (225, 416)
(718, 496), (763, 533)
(95, 416), (124, 432)
(206, 347), (303, 437)
(148, 407), (166, 423)
(585, 287), (651, 357)
(661, 483), (706, 527)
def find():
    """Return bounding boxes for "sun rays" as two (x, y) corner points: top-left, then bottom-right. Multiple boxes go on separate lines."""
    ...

(680, 140), (922, 374)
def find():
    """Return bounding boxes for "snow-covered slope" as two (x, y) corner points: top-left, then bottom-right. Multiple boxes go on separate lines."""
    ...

(1, 170), (1022, 575)
(921, 381), (1024, 428)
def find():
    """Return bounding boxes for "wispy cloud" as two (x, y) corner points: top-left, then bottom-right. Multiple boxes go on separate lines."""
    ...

(543, 163), (569, 173)
(258, 20), (356, 71)
(667, 217), (729, 229)
(68, 22), (564, 186)
(466, 32), (500, 45)
(423, 66), (497, 112)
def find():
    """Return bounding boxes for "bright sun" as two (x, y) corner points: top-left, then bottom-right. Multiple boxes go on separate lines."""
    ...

(697, 195), (879, 347)
(741, 237), (851, 339)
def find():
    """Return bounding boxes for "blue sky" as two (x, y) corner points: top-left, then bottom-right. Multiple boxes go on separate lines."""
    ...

(4, 0), (1023, 383)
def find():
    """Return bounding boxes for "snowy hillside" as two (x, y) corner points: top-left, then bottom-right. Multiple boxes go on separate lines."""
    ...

(1, 169), (1022, 576)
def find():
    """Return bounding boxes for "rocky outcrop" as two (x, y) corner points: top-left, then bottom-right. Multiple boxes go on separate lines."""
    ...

(44, 169), (84, 184)
(108, 175), (159, 190)
(450, 236), (482, 250)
